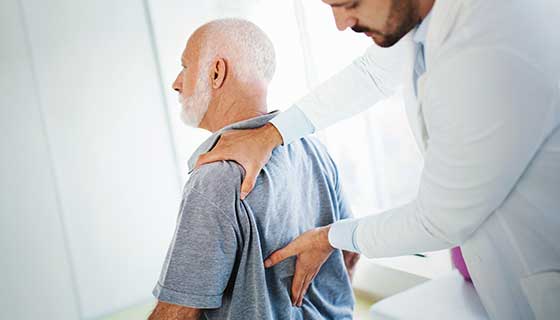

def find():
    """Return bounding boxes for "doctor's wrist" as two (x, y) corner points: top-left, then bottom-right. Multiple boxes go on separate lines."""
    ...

(262, 122), (284, 147)
(320, 225), (334, 250)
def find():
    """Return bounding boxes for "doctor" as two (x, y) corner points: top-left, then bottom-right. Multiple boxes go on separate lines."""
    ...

(195, 0), (560, 319)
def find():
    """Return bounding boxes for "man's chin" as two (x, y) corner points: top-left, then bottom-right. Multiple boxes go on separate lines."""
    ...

(180, 109), (201, 128)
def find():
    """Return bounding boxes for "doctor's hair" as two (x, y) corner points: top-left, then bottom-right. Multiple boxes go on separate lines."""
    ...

(194, 18), (276, 84)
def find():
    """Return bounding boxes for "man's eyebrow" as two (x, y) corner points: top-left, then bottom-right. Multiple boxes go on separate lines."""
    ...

(327, 0), (356, 8)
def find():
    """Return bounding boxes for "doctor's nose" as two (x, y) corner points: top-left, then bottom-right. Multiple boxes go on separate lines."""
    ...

(332, 8), (357, 31)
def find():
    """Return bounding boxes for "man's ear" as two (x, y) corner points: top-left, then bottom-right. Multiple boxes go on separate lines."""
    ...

(212, 58), (227, 89)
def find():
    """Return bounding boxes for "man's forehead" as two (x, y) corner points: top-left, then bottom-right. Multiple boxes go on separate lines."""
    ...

(180, 47), (187, 64)
(181, 39), (195, 62)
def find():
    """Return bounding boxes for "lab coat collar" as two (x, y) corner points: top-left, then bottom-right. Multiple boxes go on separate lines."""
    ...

(413, 8), (433, 47)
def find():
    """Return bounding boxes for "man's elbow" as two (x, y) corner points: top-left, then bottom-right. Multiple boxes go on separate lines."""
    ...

(148, 301), (202, 320)
(343, 250), (360, 282)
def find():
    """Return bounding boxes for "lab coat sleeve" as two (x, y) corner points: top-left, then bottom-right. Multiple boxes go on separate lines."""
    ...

(270, 40), (410, 144)
(269, 105), (315, 145)
(329, 48), (555, 257)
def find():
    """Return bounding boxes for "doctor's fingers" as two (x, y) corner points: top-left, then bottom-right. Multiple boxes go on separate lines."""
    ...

(195, 131), (271, 199)
(194, 141), (258, 199)
(195, 144), (235, 169)
(264, 242), (299, 268)
(295, 270), (318, 307)
(291, 259), (313, 305)
(240, 165), (260, 200)
(291, 269), (306, 306)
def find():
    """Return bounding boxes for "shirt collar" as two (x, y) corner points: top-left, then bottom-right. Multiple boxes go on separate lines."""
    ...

(413, 9), (433, 46)
(187, 110), (280, 172)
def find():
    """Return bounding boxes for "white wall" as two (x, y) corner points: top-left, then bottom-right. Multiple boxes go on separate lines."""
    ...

(1, 0), (184, 318)
(0, 0), (80, 318)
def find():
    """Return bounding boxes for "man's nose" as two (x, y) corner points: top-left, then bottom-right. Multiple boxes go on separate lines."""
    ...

(332, 7), (357, 31)
(172, 72), (182, 92)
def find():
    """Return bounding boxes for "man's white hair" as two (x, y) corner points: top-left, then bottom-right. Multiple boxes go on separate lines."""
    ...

(195, 18), (276, 84)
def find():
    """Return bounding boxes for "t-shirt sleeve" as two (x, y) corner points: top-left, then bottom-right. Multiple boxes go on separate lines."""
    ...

(312, 137), (354, 221)
(337, 185), (353, 221)
(153, 187), (238, 309)
(327, 147), (353, 221)
(324, 147), (358, 252)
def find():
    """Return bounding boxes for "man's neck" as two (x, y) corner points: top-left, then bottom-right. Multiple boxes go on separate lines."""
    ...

(201, 89), (268, 133)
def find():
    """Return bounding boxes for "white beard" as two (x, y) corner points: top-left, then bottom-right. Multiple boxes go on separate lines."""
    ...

(179, 74), (211, 127)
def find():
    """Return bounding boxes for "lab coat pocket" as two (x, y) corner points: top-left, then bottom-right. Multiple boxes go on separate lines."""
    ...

(520, 271), (560, 320)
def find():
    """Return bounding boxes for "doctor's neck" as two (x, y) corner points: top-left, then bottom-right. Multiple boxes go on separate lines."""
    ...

(417, 0), (435, 20)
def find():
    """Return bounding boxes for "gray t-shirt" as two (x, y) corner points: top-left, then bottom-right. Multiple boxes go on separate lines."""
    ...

(153, 111), (354, 319)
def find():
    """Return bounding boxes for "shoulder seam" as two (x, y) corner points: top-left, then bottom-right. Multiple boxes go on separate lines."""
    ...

(184, 186), (239, 229)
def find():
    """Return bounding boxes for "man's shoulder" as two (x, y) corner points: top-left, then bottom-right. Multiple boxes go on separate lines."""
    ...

(296, 136), (328, 155)
(189, 160), (244, 183)
(296, 136), (337, 169)
(286, 136), (342, 193)
(183, 161), (244, 214)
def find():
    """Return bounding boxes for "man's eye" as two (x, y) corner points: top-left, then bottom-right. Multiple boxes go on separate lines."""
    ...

(345, 1), (358, 9)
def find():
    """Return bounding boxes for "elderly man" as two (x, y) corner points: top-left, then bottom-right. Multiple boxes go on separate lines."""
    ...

(148, 18), (359, 320)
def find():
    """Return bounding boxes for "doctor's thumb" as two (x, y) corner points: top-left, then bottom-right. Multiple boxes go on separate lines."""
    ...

(240, 168), (259, 200)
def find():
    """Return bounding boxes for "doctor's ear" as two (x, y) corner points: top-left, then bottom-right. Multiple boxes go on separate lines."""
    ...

(211, 58), (227, 89)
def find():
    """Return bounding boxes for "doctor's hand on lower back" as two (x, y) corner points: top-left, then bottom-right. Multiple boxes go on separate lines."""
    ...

(195, 123), (283, 200)
(264, 225), (334, 307)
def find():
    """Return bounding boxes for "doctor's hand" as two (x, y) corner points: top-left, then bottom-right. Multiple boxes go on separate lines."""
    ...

(264, 225), (334, 307)
(195, 123), (283, 200)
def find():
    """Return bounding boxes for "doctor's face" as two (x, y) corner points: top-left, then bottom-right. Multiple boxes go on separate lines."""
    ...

(323, 0), (421, 47)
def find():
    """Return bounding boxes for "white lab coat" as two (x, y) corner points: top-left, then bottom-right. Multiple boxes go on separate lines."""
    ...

(291, 0), (560, 319)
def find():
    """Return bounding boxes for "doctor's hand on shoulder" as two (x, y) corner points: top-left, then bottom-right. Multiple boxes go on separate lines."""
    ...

(195, 122), (282, 199)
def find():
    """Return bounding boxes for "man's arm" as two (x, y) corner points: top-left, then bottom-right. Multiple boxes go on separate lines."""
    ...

(148, 301), (201, 320)
(153, 167), (239, 312)
(342, 250), (360, 281)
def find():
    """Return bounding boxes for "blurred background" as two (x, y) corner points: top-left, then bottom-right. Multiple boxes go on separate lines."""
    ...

(1, 0), (448, 319)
